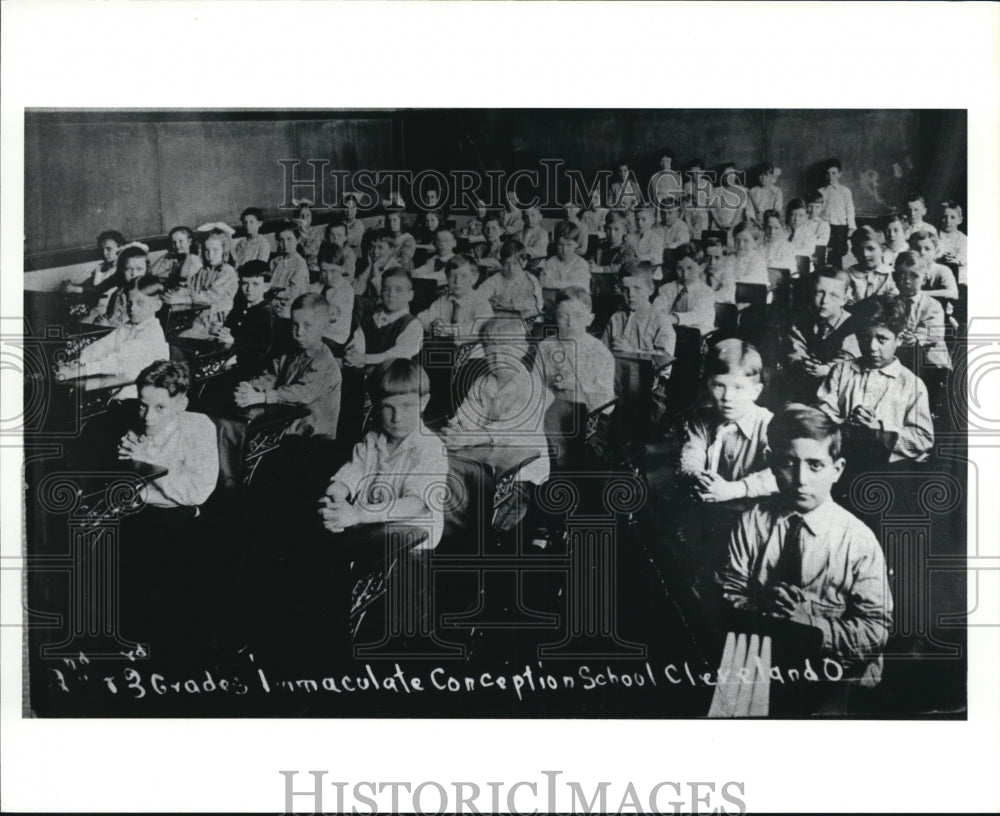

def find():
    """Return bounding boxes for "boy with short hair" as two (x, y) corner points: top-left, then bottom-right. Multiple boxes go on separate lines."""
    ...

(319, 358), (449, 550)
(703, 236), (736, 303)
(349, 269), (424, 367)
(540, 221), (590, 289)
(819, 159), (856, 266)
(845, 226), (898, 305)
(679, 339), (778, 505)
(521, 206), (550, 262)
(803, 191), (832, 252)
(892, 251), (952, 371)
(592, 210), (637, 277)
(478, 240), (544, 320)
(908, 230), (959, 302)
(118, 359), (219, 512)
(473, 214), (507, 271)
(630, 206), (665, 266)
(413, 226), (459, 285)
(652, 242), (717, 336)
(786, 268), (861, 389)
(904, 193), (938, 238)
(601, 263), (676, 356)
(416, 254), (494, 345)
(342, 193), (367, 254)
(817, 295), (934, 463)
(532, 286), (615, 412)
(234, 293), (342, 439)
(719, 404), (892, 687)
(233, 207), (271, 267)
(215, 260), (278, 376)
(660, 196), (692, 250)
(55, 275), (170, 400)
(936, 200), (967, 284)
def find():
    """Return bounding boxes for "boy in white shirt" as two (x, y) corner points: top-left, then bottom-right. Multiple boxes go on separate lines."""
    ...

(540, 221), (590, 290)
(819, 159), (856, 267)
(936, 200), (967, 285)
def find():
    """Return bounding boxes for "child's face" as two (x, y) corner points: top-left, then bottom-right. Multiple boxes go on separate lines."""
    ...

(291, 306), (327, 350)
(705, 245), (725, 270)
(125, 289), (160, 324)
(813, 276), (848, 321)
(555, 299), (592, 341)
(556, 236), (577, 260)
(886, 220), (907, 247)
(124, 256), (147, 282)
(911, 236), (937, 262)
(484, 337), (525, 371)
(825, 166), (841, 185)
(434, 231), (456, 256)
(770, 437), (844, 513)
(170, 231), (191, 254)
(734, 230), (756, 255)
(448, 265), (477, 297)
(525, 209), (542, 228)
(662, 208), (680, 226)
(676, 256), (703, 286)
(501, 254), (523, 277)
(203, 239), (225, 267)
(296, 207), (313, 229)
(100, 239), (121, 265)
(907, 200), (927, 225)
(242, 214), (261, 236)
(940, 207), (962, 232)
(381, 276), (414, 313)
(345, 201), (358, 220)
(272, 291), (292, 319)
(855, 239), (881, 270)
(636, 211), (654, 232)
(721, 167), (738, 187)
(484, 221), (502, 242)
(760, 170), (774, 187)
(138, 385), (187, 437)
(660, 156), (673, 170)
(240, 276), (268, 305)
(425, 213), (440, 232)
(330, 225), (348, 246)
(426, 190), (440, 208)
(607, 221), (626, 245)
(623, 278), (653, 312)
(788, 208), (807, 230)
(564, 204), (581, 220)
(894, 265), (924, 298)
(806, 200), (823, 219)
(379, 391), (429, 442)
(858, 325), (900, 369)
(388, 212), (403, 233)
(590, 190), (602, 207)
(618, 165), (630, 181)
(373, 239), (393, 259)
(764, 216), (782, 241)
(319, 263), (349, 288)
(475, 203), (487, 218)
(276, 229), (298, 255)
(707, 372), (762, 422)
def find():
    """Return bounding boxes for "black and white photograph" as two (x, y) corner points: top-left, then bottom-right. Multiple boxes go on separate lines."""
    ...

(18, 106), (971, 719)
(2, 2), (998, 814)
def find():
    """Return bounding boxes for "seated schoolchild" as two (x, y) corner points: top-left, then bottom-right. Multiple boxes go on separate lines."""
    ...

(540, 221), (590, 290)
(319, 358), (449, 550)
(904, 193), (937, 239)
(703, 236), (736, 304)
(215, 260), (278, 376)
(269, 220), (311, 300)
(520, 206), (550, 263)
(936, 200), (967, 285)
(347, 269), (424, 368)
(478, 240), (544, 320)
(591, 210), (637, 278)
(416, 254), (494, 346)
(532, 286), (615, 413)
(318, 220), (358, 282)
(165, 230), (239, 338)
(908, 230), (959, 302)
(817, 294), (934, 463)
(761, 209), (796, 272)
(342, 193), (367, 254)
(730, 222), (768, 287)
(473, 214), (507, 272)
(630, 206), (665, 267)
(845, 226), (898, 306)
(892, 251), (952, 372)
(234, 293), (342, 440)
(412, 226), (459, 285)
(786, 268), (861, 393)
(719, 404), (892, 687)
(679, 339), (777, 506)
(651, 242), (717, 336)
(97, 243), (153, 327)
(601, 263), (676, 357)
(660, 196), (692, 250)
(233, 207), (271, 268)
(562, 200), (590, 257)
(150, 226), (200, 284)
(55, 275), (169, 400)
(62, 229), (125, 319)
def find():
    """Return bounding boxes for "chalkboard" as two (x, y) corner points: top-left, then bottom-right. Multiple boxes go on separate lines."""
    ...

(25, 114), (397, 259)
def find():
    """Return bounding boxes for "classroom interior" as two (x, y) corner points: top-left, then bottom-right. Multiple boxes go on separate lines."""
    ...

(22, 109), (968, 718)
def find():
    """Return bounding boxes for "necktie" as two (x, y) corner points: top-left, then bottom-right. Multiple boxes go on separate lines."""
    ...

(773, 513), (804, 586)
(673, 285), (689, 313)
(450, 298), (461, 324)
(818, 322), (831, 340)
(434, 258), (447, 272)
(706, 421), (736, 473)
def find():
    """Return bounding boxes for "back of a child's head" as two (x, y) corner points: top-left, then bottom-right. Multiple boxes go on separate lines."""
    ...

(554, 220), (581, 243)
(850, 224), (881, 248)
(239, 259), (272, 281)
(556, 285), (592, 311)
(369, 358), (430, 401)
(98, 229), (126, 247)
(126, 275), (164, 298)
(855, 294), (907, 336)
(704, 338), (763, 382)
(137, 359), (190, 397)
(767, 403), (842, 460)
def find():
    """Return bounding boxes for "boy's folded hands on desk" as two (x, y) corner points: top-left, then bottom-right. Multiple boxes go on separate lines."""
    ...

(318, 482), (361, 533)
